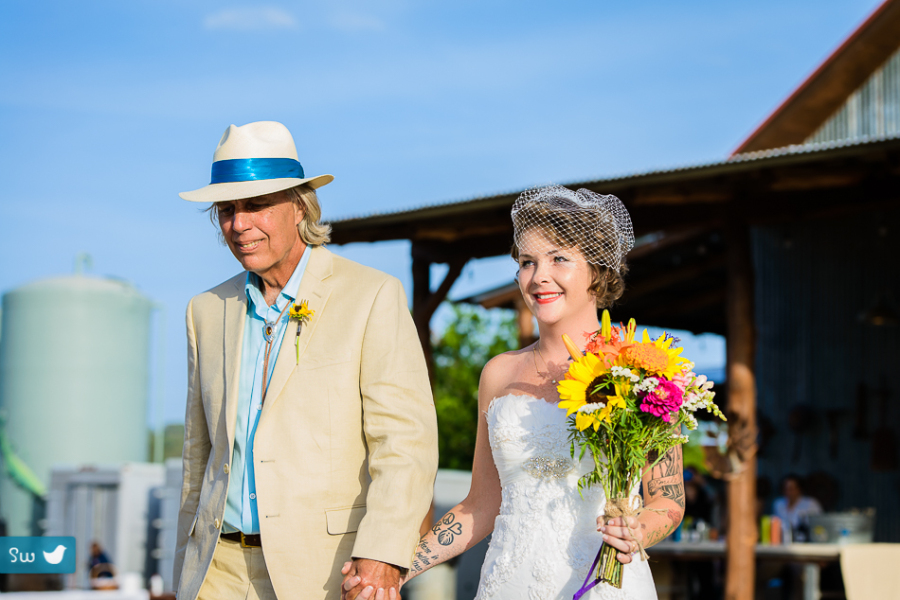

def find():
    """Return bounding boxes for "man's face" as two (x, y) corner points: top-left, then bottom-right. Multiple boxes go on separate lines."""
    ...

(216, 191), (305, 279)
(784, 479), (801, 503)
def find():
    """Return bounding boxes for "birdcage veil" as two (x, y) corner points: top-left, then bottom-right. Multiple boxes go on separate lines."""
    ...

(511, 185), (634, 271)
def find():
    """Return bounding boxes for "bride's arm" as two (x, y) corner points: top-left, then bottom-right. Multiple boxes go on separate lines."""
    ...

(403, 358), (506, 581)
(341, 357), (506, 593)
(598, 445), (685, 565)
(639, 445), (685, 546)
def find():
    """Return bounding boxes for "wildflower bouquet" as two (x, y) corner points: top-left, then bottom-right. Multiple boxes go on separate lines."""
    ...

(557, 310), (724, 592)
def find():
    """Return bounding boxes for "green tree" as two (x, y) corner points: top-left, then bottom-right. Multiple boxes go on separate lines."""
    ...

(433, 304), (518, 469)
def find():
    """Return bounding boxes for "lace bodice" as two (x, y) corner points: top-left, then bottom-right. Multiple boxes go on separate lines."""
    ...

(475, 394), (657, 600)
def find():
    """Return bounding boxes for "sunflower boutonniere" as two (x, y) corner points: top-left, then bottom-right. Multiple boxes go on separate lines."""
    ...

(289, 299), (315, 364)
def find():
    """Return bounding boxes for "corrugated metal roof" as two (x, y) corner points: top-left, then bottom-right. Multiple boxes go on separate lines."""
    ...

(328, 132), (900, 225)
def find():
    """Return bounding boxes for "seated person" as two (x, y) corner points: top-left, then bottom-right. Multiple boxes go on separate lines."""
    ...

(773, 474), (822, 542)
(88, 542), (114, 579)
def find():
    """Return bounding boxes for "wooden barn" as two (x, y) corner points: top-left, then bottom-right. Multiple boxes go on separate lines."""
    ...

(329, 1), (900, 597)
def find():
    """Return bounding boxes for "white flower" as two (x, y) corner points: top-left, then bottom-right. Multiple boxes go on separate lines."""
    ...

(682, 392), (702, 412)
(634, 377), (659, 394)
(692, 375), (714, 391)
(577, 403), (603, 413)
(610, 366), (640, 383)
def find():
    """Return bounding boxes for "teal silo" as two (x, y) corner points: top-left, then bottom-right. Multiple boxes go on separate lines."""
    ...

(0, 275), (154, 535)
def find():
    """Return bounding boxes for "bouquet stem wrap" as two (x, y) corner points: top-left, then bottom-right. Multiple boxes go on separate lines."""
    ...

(584, 495), (664, 593)
(604, 495), (660, 562)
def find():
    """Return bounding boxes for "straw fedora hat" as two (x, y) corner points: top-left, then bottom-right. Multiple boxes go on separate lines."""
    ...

(179, 121), (334, 203)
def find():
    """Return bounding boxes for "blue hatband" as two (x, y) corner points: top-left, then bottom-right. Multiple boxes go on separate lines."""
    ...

(210, 158), (305, 184)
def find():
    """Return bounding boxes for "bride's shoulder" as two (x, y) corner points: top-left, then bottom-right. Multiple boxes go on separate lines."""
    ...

(483, 345), (532, 374)
(479, 346), (533, 404)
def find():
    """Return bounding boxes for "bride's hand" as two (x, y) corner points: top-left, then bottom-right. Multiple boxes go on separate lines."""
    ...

(597, 516), (643, 565)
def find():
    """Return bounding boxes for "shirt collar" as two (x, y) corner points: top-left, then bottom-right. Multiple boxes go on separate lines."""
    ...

(244, 246), (309, 314)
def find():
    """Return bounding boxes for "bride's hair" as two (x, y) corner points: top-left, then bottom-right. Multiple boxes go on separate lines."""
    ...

(510, 185), (633, 309)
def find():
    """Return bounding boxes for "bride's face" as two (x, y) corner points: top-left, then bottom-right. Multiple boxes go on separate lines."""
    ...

(516, 228), (595, 326)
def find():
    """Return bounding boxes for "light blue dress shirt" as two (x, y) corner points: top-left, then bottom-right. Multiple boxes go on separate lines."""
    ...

(223, 247), (311, 534)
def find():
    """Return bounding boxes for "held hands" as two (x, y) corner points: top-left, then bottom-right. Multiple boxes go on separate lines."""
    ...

(597, 516), (643, 565)
(340, 559), (402, 600)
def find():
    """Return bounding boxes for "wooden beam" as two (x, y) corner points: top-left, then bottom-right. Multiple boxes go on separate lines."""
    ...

(625, 256), (727, 300)
(767, 168), (866, 191)
(412, 237), (514, 264)
(636, 288), (726, 322)
(423, 259), (466, 320)
(633, 187), (731, 205)
(724, 218), (758, 600)
(413, 222), (511, 243)
(627, 226), (719, 260)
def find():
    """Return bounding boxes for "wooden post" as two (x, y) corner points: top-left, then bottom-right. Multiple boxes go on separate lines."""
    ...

(724, 221), (759, 600)
(411, 244), (467, 385)
(513, 296), (535, 348)
(411, 253), (433, 382)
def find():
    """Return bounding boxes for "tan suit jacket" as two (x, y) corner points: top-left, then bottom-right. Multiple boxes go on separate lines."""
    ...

(174, 246), (438, 599)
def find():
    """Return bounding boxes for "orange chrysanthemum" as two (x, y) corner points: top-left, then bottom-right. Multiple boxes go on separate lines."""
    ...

(621, 343), (670, 373)
(620, 329), (686, 379)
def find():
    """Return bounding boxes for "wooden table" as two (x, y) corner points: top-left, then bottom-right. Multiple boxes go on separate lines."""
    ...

(649, 542), (842, 600)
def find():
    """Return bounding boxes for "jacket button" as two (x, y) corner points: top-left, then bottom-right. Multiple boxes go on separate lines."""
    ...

(214, 518), (221, 529)
(223, 464), (230, 474)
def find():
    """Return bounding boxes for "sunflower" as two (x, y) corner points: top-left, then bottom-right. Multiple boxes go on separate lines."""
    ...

(557, 352), (613, 416)
(573, 387), (628, 431)
(575, 411), (601, 432)
(599, 392), (627, 422)
(620, 329), (685, 379)
(290, 300), (315, 322)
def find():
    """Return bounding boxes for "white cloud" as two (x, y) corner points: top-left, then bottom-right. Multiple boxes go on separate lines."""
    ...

(204, 7), (297, 31)
(329, 10), (385, 32)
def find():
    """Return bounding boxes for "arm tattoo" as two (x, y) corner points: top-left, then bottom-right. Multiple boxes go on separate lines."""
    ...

(431, 512), (463, 546)
(639, 447), (686, 548)
(647, 447), (685, 509)
(410, 514), (462, 576)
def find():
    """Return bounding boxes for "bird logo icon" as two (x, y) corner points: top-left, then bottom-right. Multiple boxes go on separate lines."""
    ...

(43, 545), (67, 565)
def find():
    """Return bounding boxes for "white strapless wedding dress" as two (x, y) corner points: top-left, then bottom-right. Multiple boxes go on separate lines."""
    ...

(474, 394), (658, 600)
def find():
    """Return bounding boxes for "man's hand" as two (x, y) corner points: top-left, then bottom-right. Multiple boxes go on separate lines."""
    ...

(341, 558), (402, 600)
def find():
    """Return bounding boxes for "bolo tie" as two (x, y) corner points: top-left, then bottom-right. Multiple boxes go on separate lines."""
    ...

(260, 301), (292, 405)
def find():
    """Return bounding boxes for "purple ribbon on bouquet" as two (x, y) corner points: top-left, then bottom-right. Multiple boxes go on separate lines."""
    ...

(573, 543), (606, 599)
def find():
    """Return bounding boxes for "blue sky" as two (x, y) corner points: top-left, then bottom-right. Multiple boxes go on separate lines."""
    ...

(0, 0), (883, 425)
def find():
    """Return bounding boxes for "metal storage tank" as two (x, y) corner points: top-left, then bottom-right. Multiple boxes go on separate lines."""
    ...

(0, 274), (154, 535)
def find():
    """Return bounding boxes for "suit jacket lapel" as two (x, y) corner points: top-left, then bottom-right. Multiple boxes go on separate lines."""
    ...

(223, 275), (247, 451)
(263, 246), (334, 412)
